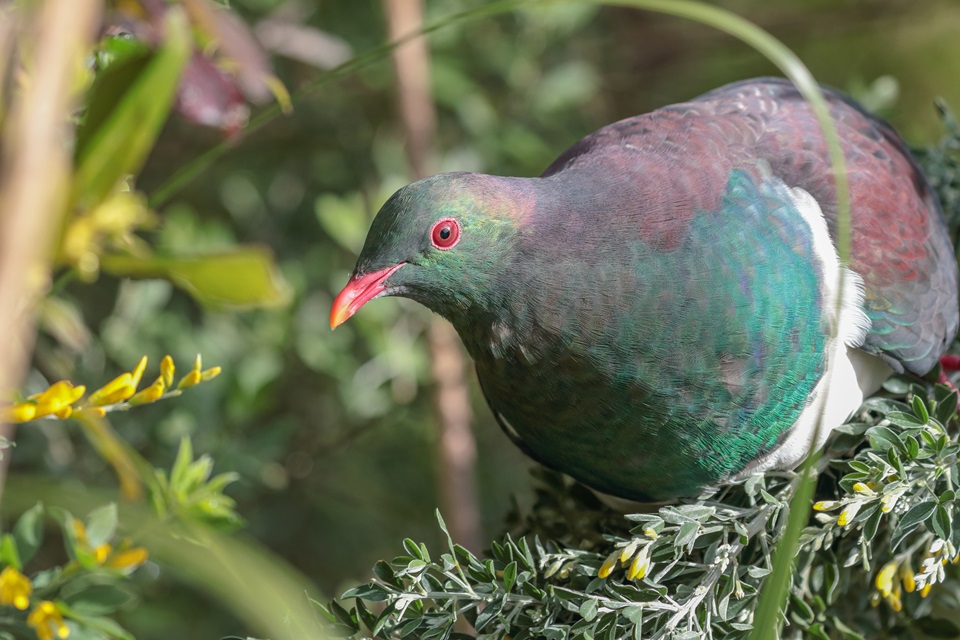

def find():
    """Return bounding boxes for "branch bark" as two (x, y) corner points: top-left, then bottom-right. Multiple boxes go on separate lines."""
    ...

(0, 0), (102, 503)
(383, 0), (482, 552)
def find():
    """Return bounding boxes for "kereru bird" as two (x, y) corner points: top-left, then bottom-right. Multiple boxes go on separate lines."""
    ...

(330, 78), (959, 502)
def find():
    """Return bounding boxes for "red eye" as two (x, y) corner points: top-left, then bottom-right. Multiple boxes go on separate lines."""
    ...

(430, 217), (461, 250)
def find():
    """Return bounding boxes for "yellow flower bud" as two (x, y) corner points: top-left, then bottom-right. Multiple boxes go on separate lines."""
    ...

(128, 379), (165, 406)
(619, 539), (639, 563)
(853, 482), (874, 495)
(160, 355), (175, 388)
(200, 366), (221, 381)
(94, 543), (112, 565)
(72, 518), (88, 544)
(130, 356), (148, 389)
(27, 600), (69, 640)
(89, 372), (136, 406)
(598, 550), (620, 579)
(900, 562), (916, 593)
(33, 381), (85, 418)
(0, 566), (32, 610)
(626, 546), (650, 581)
(107, 546), (149, 572)
(921, 583), (932, 598)
(643, 527), (659, 540)
(177, 370), (202, 390)
(1, 402), (37, 423)
(875, 561), (897, 597)
(838, 502), (861, 527)
(813, 501), (838, 511)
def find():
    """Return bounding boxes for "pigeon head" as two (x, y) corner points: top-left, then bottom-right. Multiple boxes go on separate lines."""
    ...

(330, 172), (532, 329)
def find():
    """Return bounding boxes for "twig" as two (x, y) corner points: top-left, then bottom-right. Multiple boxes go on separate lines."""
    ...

(383, 0), (482, 553)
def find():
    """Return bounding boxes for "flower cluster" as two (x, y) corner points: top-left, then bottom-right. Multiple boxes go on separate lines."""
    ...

(0, 567), (73, 640)
(1, 354), (221, 424)
(71, 518), (149, 574)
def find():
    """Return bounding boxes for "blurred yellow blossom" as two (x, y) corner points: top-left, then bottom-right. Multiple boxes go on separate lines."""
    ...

(0, 566), (32, 610)
(106, 545), (149, 573)
(160, 355), (175, 388)
(128, 379), (164, 406)
(875, 561), (897, 597)
(27, 600), (69, 640)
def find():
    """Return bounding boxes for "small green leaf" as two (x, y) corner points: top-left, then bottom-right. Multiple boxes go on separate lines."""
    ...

(935, 390), (958, 424)
(73, 9), (191, 209)
(911, 396), (931, 424)
(503, 560), (518, 593)
(65, 584), (136, 616)
(898, 501), (937, 532)
(12, 502), (44, 566)
(866, 425), (906, 450)
(100, 247), (291, 310)
(932, 505), (952, 539)
(0, 534), (21, 571)
(579, 598), (598, 622)
(402, 539), (423, 561)
(341, 584), (390, 602)
(85, 503), (118, 548)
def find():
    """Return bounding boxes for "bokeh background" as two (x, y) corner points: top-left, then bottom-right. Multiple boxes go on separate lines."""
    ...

(13, 0), (960, 636)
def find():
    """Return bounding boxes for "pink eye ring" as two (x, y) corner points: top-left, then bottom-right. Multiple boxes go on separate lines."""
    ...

(430, 217), (461, 250)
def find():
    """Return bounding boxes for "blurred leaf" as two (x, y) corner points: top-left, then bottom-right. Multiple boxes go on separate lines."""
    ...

(85, 503), (118, 548)
(76, 40), (152, 160)
(315, 192), (372, 254)
(64, 584), (136, 616)
(100, 247), (292, 309)
(0, 534), (21, 571)
(73, 8), (191, 209)
(12, 502), (44, 566)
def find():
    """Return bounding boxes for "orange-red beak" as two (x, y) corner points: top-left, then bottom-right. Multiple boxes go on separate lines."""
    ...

(330, 263), (404, 329)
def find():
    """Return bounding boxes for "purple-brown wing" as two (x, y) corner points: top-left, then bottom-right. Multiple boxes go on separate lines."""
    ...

(542, 78), (958, 375)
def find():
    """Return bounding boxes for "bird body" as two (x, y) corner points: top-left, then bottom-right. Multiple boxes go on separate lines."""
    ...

(332, 78), (958, 501)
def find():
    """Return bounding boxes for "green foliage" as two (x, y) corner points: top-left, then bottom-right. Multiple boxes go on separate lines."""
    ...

(329, 377), (960, 639)
(150, 436), (242, 531)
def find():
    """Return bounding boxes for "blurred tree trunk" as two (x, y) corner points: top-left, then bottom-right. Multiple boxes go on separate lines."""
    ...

(0, 0), (102, 503)
(383, 0), (481, 553)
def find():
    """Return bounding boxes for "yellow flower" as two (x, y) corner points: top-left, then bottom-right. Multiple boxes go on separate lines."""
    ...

(160, 355), (175, 388)
(130, 356), (147, 388)
(837, 502), (861, 527)
(200, 366), (222, 381)
(1, 402), (37, 423)
(618, 539), (639, 563)
(27, 381), (86, 420)
(875, 561), (898, 597)
(88, 372), (136, 406)
(921, 583), (932, 598)
(177, 370), (202, 390)
(900, 561), (916, 593)
(643, 527), (659, 540)
(852, 482), (875, 495)
(107, 546), (149, 572)
(27, 600), (69, 640)
(626, 546), (651, 581)
(128, 379), (165, 406)
(0, 566), (32, 610)
(93, 544), (112, 565)
(812, 501), (839, 511)
(598, 550), (620, 579)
